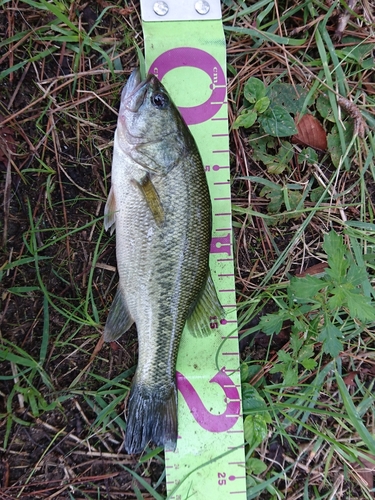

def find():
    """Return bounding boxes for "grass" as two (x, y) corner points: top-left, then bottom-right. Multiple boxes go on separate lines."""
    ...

(1, 0), (375, 498)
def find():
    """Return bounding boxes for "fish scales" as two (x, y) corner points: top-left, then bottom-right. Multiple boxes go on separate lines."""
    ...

(103, 69), (222, 454)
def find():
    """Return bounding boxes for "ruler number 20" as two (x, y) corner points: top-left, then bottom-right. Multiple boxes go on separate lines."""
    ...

(217, 472), (226, 486)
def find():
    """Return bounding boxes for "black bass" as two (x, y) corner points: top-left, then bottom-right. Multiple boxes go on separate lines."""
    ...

(103, 69), (222, 454)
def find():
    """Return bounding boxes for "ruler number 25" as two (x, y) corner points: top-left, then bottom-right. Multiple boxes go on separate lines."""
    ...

(217, 472), (226, 486)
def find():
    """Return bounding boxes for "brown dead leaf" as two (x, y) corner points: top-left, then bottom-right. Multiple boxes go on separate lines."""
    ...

(355, 455), (375, 493)
(296, 262), (328, 277)
(292, 114), (327, 151)
(343, 371), (359, 387)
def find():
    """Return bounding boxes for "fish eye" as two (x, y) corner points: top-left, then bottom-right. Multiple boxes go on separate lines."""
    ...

(151, 92), (169, 109)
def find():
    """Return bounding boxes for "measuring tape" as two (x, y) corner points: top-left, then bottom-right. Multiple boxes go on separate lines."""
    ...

(139, 2), (246, 498)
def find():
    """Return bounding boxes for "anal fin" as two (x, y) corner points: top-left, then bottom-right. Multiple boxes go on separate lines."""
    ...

(186, 272), (225, 337)
(103, 287), (134, 342)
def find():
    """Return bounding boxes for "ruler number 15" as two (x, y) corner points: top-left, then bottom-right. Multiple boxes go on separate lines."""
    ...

(217, 472), (226, 486)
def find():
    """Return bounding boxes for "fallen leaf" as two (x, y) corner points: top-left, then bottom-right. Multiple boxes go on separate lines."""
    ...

(292, 114), (327, 151)
(296, 262), (328, 277)
(343, 371), (359, 387)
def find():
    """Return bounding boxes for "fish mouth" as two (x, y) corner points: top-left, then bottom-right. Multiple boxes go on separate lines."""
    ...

(121, 70), (156, 113)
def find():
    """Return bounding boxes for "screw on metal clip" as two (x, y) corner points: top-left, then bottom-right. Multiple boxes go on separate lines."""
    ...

(153, 1), (169, 16)
(195, 0), (210, 15)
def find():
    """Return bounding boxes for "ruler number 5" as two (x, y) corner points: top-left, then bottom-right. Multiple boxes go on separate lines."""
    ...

(217, 472), (226, 486)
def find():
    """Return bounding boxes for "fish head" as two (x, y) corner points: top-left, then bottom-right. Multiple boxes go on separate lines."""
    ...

(116, 69), (194, 174)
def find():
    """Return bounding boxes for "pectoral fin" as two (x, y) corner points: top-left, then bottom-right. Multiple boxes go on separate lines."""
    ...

(186, 272), (225, 337)
(134, 174), (165, 226)
(104, 187), (117, 235)
(103, 287), (134, 342)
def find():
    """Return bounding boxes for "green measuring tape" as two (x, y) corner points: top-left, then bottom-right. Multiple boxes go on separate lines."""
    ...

(140, 1), (246, 498)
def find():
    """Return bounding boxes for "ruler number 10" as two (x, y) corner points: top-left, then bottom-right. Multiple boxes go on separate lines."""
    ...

(217, 472), (226, 486)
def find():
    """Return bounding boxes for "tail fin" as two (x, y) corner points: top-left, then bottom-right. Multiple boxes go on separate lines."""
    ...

(125, 383), (177, 454)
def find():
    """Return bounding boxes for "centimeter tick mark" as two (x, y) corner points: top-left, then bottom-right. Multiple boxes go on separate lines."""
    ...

(212, 164), (229, 170)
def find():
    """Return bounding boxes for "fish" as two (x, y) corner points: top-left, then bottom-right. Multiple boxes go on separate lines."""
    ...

(103, 69), (223, 454)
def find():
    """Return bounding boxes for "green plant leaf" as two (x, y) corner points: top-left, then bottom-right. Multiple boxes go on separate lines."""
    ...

(242, 384), (268, 413)
(258, 105), (297, 137)
(244, 413), (269, 449)
(246, 457), (267, 475)
(259, 312), (284, 335)
(323, 231), (349, 282)
(267, 83), (308, 114)
(260, 186), (283, 213)
(254, 96), (270, 114)
(316, 94), (334, 121)
(302, 358), (317, 370)
(278, 350), (293, 363)
(290, 275), (325, 299)
(244, 77), (266, 103)
(318, 321), (343, 357)
(342, 290), (375, 322)
(297, 147), (318, 164)
(233, 110), (257, 129)
(283, 367), (298, 386)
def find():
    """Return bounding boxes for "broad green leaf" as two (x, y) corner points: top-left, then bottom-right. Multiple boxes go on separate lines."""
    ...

(240, 363), (249, 383)
(267, 83), (308, 114)
(276, 141), (294, 165)
(267, 163), (288, 175)
(244, 413), (269, 449)
(328, 286), (347, 310)
(259, 312), (284, 335)
(286, 190), (302, 210)
(318, 321), (343, 357)
(340, 36), (374, 67)
(254, 96), (270, 114)
(259, 105), (297, 137)
(233, 110), (257, 129)
(283, 368), (298, 386)
(343, 290), (375, 322)
(316, 94), (334, 121)
(260, 186), (283, 213)
(242, 384), (268, 413)
(327, 122), (355, 168)
(290, 333), (303, 354)
(244, 77), (266, 103)
(323, 231), (349, 282)
(297, 147), (318, 164)
(310, 186), (328, 202)
(346, 262), (368, 287)
(246, 457), (267, 475)
(298, 344), (315, 362)
(290, 275), (324, 299)
(278, 350), (293, 363)
(302, 358), (317, 370)
(327, 126), (342, 167)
